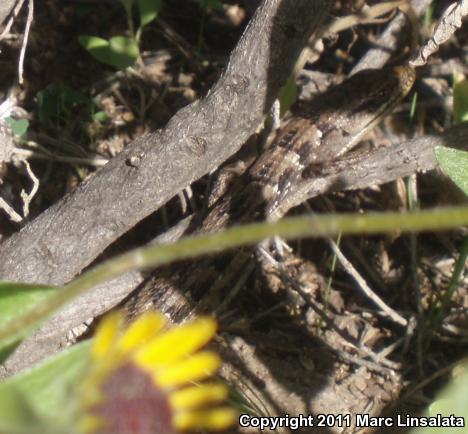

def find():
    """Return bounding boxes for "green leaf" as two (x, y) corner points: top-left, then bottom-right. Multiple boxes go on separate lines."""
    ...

(278, 76), (298, 117)
(411, 360), (468, 434)
(453, 73), (468, 124)
(0, 282), (57, 352)
(435, 146), (468, 196)
(92, 111), (108, 122)
(36, 84), (95, 126)
(4, 117), (29, 137)
(78, 35), (139, 70)
(0, 341), (90, 433)
(78, 35), (108, 54)
(138, 0), (162, 28)
(109, 36), (140, 66)
(0, 282), (57, 330)
(0, 385), (46, 434)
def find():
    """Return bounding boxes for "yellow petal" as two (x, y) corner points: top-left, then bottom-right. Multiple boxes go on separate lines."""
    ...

(91, 312), (122, 360)
(173, 407), (237, 431)
(78, 414), (105, 434)
(135, 317), (216, 368)
(170, 383), (228, 409)
(154, 352), (221, 387)
(117, 311), (167, 354)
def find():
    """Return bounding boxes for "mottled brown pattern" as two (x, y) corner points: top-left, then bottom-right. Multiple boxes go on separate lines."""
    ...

(124, 66), (416, 321)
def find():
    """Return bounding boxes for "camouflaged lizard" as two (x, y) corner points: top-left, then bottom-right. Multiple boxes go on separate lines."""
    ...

(124, 66), (416, 321)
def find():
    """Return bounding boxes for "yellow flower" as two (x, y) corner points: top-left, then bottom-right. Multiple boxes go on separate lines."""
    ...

(79, 311), (236, 434)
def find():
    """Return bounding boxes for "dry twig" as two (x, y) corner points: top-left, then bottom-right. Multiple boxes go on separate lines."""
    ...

(411, 0), (468, 66)
(328, 240), (408, 327)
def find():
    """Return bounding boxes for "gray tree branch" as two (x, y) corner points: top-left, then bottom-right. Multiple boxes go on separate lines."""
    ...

(0, 0), (330, 284)
(280, 123), (468, 216)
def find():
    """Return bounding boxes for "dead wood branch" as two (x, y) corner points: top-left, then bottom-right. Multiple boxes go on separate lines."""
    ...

(279, 122), (468, 216)
(352, 0), (432, 73)
(0, 0), (330, 285)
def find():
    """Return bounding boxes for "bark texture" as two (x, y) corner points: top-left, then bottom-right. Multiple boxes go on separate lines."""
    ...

(0, 0), (330, 285)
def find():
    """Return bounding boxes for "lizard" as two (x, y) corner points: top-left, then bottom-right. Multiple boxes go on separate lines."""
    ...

(123, 65), (416, 322)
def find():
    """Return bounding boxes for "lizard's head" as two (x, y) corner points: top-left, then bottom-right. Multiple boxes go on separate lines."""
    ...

(348, 66), (416, 125)
(307, 65), (416, 154)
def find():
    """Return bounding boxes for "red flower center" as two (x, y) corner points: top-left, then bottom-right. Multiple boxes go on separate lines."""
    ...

(91, 363), (175, 434)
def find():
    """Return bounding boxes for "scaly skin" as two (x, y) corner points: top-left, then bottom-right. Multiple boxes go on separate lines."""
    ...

(124, 66), (416, 321)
